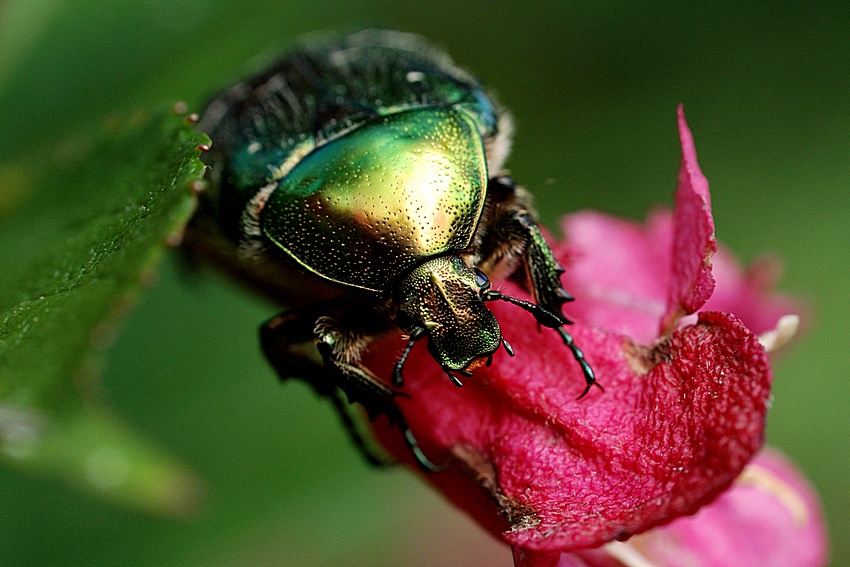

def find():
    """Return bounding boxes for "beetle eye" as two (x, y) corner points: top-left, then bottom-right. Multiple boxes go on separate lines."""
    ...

(472, 268), (490, 289)
(396, 309), (416, 331)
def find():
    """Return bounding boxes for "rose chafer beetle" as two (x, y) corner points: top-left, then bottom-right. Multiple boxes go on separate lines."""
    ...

(189, 30), (597, 470)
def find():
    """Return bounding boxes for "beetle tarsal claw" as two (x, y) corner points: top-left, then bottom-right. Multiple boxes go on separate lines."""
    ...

(402, 424), (449, 472)
(557, 327), (601, 397)
(487, 290), (600, 395)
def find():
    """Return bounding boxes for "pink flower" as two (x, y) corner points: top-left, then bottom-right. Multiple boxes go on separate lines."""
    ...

(363, 107), (820, 559)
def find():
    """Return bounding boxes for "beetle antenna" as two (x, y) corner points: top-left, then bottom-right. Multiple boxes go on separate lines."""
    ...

(483, 290), (563, 328)
(393, 327), (425, 387)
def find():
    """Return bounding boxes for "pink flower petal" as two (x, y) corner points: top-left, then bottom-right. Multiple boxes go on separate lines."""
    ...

(557, 110), (800, 343)
(513, 547), (561, 567)
(368, 306), (771, 551)
(541, 449), (829, 567)
(559, 210), (672, 343)
(660, 106), (717, 335)
(704, 252), (804, 337)
(558, 211), (802, 344)
(639, 448), (828, 567)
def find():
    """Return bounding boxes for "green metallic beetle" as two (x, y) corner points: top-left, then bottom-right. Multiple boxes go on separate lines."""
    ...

(189, 30), (597, 469)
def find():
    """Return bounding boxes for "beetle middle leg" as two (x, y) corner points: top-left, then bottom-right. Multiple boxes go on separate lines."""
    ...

(475, 176), (599, 397)
(260, 308), (445, 471)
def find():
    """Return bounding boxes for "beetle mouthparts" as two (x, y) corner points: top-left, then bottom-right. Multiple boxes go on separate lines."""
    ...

(465, 356), (488, 372)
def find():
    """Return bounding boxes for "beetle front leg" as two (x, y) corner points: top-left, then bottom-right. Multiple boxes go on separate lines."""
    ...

(477, 176), (598, 396)
(476, 177), (571, 318)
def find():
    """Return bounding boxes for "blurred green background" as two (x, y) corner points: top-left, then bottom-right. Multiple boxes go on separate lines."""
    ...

(1, 1), (847, 565)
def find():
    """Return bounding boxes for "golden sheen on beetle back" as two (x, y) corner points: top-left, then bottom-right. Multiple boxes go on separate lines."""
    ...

(262, 108), (488, 292)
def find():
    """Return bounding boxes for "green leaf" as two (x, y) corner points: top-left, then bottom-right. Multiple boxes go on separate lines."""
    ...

(0, 107), (208, 515)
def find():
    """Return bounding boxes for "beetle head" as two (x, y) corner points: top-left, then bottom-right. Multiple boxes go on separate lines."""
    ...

(393, 256), (571, 388)
(395, 256), (502, 383)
